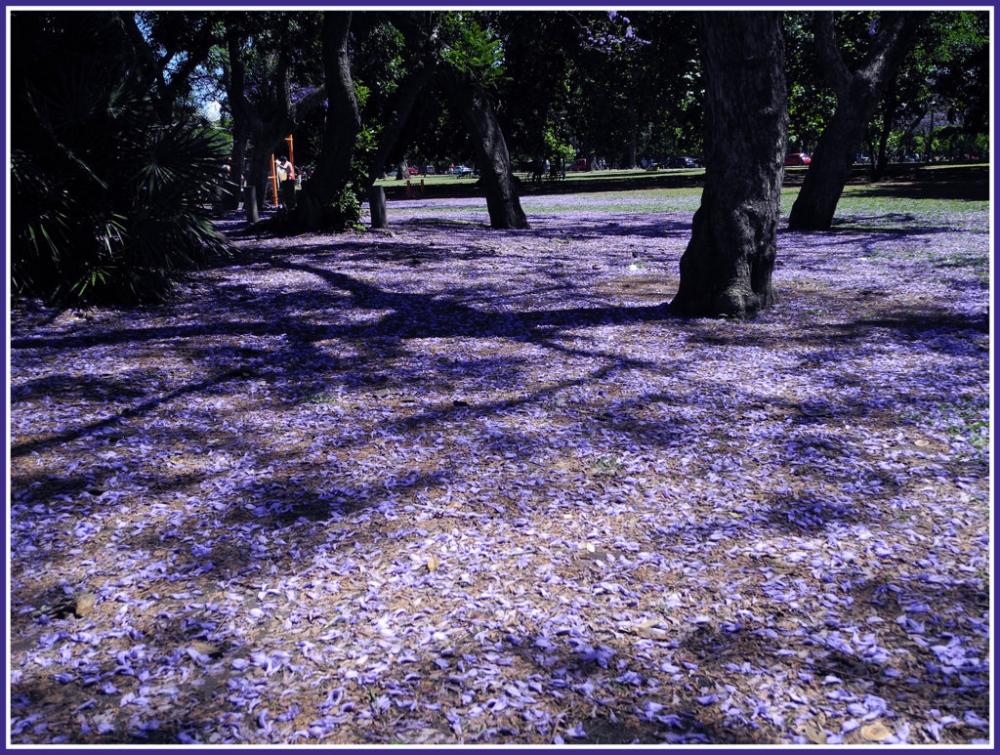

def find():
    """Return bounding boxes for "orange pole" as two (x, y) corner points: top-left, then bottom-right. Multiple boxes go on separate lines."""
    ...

(285, 135), (294, 169)
(269, 154), (279, 206)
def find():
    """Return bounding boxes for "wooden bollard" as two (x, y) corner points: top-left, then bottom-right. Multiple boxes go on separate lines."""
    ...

(247, 185), (259, 224)
(370, 185), (387, 228)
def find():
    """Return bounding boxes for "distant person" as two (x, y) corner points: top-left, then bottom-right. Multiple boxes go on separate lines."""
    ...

(276, 157), (296, 209)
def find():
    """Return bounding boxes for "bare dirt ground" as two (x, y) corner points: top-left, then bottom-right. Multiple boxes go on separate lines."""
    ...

(8, 189), (991, 745)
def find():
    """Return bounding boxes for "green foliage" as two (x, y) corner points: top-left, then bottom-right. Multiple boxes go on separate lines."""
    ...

(543, 127), (576, 166)
(440, 13), (508, 91)
(324, 186), (362, 231)
(561, 11), (702, 167)
(783, 12), (836, 152)
(11, 12), (228, 307)
(783, 10), (989, 160)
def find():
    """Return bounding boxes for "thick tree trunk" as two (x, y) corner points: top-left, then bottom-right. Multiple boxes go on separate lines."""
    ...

(247, 185), (259, 224)
(444, 70), (529, 230)
(788, 12), (924, 231)
(670, 12), (787, 321)
(295, 11), (361, 230)
(247, 147), (276, 212)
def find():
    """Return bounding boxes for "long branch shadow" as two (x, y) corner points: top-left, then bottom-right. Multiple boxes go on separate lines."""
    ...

(11, 245), (987, 470)
(10, 269), (673, 356)
(10, 368), (249, 459)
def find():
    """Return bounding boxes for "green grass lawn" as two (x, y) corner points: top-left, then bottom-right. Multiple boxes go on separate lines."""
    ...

(384, 173), (988, 223)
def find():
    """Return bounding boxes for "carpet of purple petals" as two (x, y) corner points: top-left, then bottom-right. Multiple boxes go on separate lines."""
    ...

(9, 190), (991, 746)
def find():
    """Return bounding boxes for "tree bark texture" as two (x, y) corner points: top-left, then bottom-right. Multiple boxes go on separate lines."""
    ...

(293, 12), (361, 230)
(787, 12), (924, 231)
(670, 12), (787, 320)
(247, 185), (259, 225)
(444, 70), (529, 230)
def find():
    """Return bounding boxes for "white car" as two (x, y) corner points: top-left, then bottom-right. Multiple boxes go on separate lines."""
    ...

(452, 165), (474, 177)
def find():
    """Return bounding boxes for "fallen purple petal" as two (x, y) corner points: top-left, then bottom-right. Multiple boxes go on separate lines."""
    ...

(8, 187), (989, 745)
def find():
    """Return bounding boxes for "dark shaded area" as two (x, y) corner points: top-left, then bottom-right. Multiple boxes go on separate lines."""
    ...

(10, 369), (250, 459)
(375, 162), (989, 203)
(11, 222), (987, 472)
(848, 179), (989, 202)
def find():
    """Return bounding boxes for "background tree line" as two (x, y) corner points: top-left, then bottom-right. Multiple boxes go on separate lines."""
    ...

(10, 10), (989, 313)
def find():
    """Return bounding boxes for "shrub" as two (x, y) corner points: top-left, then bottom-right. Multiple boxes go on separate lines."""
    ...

(11, 14), (228, 307)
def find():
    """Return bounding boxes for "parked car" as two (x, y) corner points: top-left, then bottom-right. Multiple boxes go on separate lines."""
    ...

(407, 166), (420, 175)
(452, 165), (474, 176)
(784, 153), (811, 166)
(419, 165), (435, 175)
(568, 158), (587, 172)
(665, 156), (699, 169)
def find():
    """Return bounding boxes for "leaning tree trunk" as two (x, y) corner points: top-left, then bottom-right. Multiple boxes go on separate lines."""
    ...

(444, 70), (529, 230)
(669, 12), (787, 321)
(788, 99), (870, 230)
(365, 67), (435, 189)
(362, 65), (436, 228)
(787, 12), (924, 231)
(363, 14), (443, 196)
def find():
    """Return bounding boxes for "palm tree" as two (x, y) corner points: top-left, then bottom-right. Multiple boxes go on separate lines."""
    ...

(11, 11), (228, 306)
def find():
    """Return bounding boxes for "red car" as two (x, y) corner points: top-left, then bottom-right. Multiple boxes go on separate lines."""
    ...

(784, 153), (811, 166)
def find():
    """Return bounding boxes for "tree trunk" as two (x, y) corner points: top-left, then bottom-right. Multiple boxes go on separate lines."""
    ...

(871, 88), (898, 181)
(364, 68), (434, 192)
(788, 11), (924, 231)
(295, 11), (361, 230)
(444, 70), (529, 230)
(787, 100), (869, 230)
(224, 132), (248, 211)
(248, 146), (282, 212)
(670, 12), (787, 321)
(363, 15), (443, 192)
(628, 106), (638, 169)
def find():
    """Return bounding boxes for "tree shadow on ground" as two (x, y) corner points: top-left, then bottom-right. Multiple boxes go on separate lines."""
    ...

(9, 368), (251, 460)
(9, 195), (991, 745)
(11, 235), (987, 498)
(847, 179), (989, 202)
